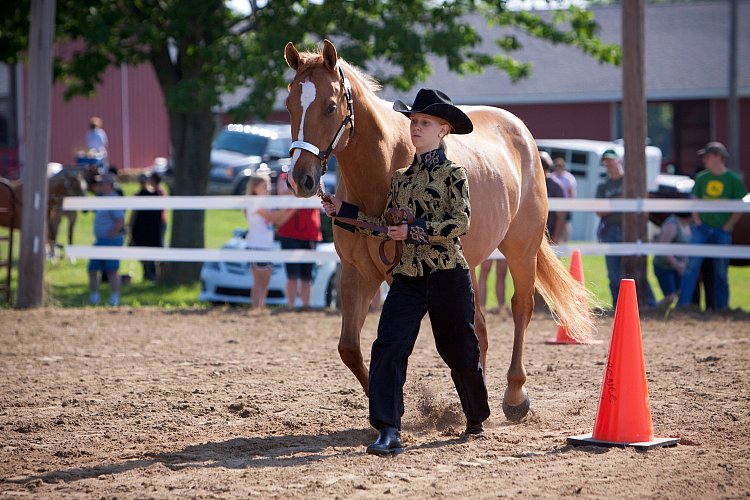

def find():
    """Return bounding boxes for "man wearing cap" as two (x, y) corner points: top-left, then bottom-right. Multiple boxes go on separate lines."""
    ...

(88, 173), (125, 305)
(677, 142), (747, 311)
(595, 149), (625, 307)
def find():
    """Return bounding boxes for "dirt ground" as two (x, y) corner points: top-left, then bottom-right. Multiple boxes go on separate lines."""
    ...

(0, 306), (748, 499)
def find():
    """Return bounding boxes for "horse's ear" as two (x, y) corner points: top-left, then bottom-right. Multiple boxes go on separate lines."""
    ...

(285, 42), (301, 71)
(322, 39), (338, 72)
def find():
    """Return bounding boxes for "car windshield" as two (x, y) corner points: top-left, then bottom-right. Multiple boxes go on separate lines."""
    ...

(213, 131), (268, 156)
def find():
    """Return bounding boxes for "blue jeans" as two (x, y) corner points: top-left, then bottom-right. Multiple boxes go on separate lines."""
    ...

(598, 224), (622, 307)
(677, 224), (732, 309)
(654, 265), (681, 297)
(88, 235), (124, 273)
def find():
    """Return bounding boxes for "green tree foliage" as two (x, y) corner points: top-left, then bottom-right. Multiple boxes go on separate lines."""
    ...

(1, 0), (620, 283)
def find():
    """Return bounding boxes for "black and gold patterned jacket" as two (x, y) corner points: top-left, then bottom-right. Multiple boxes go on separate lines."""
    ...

(336, 148), (470, 277)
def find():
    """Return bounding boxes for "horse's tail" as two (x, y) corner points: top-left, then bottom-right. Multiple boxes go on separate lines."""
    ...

(535, 238), (596, 342)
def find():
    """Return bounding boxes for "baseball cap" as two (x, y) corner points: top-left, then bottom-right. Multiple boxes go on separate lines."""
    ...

(697, 141), (728, 159)
(601, 149), (619, 162)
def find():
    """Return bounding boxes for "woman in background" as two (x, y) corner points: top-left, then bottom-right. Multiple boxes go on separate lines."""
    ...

(276, 172), (322, 310)
(653, 212), (692, 310)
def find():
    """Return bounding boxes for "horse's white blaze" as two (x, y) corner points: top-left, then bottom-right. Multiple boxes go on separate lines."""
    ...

(289, 80), (317, 190)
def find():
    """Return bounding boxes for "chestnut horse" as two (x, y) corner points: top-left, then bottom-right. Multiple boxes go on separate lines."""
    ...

(47, 168), (87, 256)
(0, 178), (21, 229)
(284, 40), (593, 421)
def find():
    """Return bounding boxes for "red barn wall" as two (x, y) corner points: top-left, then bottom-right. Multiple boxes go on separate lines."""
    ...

(24, 44), (170, 171)
(501, 102), (614, 141)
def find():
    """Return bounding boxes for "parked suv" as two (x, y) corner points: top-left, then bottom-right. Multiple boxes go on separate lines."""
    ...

(152, 123), (338, 197)
(207, 123), (292, 195)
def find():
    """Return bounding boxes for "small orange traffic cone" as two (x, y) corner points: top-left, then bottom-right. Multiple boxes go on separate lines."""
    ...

(567, 279), (680, 450)
(547, 249), (599, 345)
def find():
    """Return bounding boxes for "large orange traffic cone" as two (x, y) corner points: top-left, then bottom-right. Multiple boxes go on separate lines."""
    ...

(567, 279), (680, 450)
(547, 249), (600, 344)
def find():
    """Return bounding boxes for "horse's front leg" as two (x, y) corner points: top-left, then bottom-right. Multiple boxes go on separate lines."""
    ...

(337, 261), (377, 396)
(470, 268), (488, 371)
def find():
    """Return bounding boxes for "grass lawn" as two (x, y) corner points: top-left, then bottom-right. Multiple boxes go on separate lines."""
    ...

(2, 181), (749, 310)
(39, 207), (246, 308)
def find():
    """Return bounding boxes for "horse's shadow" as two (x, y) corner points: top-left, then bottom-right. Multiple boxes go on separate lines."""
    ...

(5, 428), (463, 486)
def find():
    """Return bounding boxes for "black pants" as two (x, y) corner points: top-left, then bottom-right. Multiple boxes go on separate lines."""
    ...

(368, 268), (490, 430)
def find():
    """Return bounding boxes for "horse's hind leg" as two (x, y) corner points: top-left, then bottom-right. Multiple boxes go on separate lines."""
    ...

(66, 211), (77, 245)
(47, 207), (61, 258)
(499, 242), (538, 422)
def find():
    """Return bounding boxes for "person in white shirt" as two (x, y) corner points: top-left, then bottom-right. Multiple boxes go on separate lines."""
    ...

(85, 116), (109, 171)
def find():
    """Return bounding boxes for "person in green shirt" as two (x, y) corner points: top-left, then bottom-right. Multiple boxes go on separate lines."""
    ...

(595, 148), (625, 307)
(677, 142), (747, 310)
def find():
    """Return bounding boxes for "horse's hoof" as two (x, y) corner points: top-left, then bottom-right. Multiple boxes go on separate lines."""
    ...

(502, 395), (530, 422)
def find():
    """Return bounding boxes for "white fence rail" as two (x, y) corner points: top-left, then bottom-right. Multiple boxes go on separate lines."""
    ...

(62, 196), (750, 262)
(64, 195), (750, 213)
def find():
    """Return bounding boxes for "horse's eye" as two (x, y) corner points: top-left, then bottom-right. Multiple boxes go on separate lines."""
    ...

(326, 104), (337, 115)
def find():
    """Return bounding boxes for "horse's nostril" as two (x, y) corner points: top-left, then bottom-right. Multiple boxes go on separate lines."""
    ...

(303, 176), (315, 192)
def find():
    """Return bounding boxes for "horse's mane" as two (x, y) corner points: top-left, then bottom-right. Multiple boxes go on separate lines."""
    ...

(338, 60), (382, 95)
(293, 48), (382, 98)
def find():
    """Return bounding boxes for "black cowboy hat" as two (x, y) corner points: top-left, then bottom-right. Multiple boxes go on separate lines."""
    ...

(393, 89), (473, 135)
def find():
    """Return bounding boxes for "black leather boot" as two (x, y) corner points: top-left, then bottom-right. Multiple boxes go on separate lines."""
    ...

(463, 422), (485, 438)
(366, 426), (403, 456)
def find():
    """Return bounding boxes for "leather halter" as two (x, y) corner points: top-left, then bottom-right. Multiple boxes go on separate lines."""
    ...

(289, 65), (354, 175)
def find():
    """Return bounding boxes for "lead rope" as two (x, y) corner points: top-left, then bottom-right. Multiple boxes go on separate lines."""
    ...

(319, 181), (413, 275)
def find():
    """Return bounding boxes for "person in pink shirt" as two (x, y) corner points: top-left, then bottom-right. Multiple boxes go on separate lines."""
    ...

(552, 156), (576, 242)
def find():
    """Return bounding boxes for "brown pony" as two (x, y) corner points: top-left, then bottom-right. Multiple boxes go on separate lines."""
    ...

(47, 169), (87, 256)
(284, 40), (593, 421)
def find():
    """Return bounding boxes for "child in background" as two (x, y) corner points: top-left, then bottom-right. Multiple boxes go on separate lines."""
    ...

(245, 174), (292, 311)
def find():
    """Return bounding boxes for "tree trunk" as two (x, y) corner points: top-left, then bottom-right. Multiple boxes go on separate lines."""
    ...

(162, 107), (216, 285)
(17, 0), (56, 308)
(622, 0), (650, 307)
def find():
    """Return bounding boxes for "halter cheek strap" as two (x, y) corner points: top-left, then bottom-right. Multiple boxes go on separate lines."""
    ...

(289, 65), (355, 175)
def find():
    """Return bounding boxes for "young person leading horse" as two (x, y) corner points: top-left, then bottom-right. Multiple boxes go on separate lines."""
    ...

(322, 89), (489, 455)
(284, 40), (593, 433)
